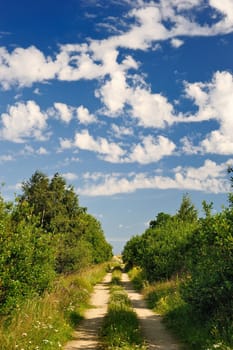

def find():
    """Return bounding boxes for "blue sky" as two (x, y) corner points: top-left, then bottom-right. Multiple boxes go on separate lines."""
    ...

(1, 0), (233, 253)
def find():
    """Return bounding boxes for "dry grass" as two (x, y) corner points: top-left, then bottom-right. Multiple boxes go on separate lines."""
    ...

(0, 263), (108, 350)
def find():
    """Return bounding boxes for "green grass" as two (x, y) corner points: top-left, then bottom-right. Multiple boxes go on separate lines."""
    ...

(129, 268), (233, 350)
(100, 270), (147, 350)
(0, 263), (108, 350)
(128, 266), (148, 291)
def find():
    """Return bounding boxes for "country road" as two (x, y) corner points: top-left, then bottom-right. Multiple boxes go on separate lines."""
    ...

(64, 272), (182, 350)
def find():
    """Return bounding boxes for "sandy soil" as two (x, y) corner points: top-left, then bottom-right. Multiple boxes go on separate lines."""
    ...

(64, 273), (111, 350)
(121, 273), (182, 350)
(64, 272), (182, 350)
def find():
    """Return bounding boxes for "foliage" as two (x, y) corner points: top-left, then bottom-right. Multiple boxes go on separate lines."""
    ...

(181, 209), (233, 314)
(176, 193), (198, 223)
(18, 170), (112, 273)
(123, 186), (233, 349)
(0, 170), (112, 315)
(0, 201), (55, 314)
(123, 211), (198, 282)
(0, 264), (107, 350)
(122, 234), (144, 269)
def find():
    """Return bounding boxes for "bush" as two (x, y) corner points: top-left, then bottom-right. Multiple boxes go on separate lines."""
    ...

(181, 210), (233, 319)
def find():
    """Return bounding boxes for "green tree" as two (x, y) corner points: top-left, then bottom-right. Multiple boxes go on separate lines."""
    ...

(176, 193), (198, 223)
(149, 212), (171, 229)
(0, 199), (55, 314)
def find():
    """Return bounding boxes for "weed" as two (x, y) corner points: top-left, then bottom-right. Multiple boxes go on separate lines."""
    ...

(0, 263), (108, 350)
(100, 272), (147, 350)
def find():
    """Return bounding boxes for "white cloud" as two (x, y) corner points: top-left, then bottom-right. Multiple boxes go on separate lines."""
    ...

(73, 129), (175, 164)
(1, 2), (233, 91)
(0, 101), (49, 143)
(167, 0), (200, 11)
(78, 159), (230, 196)
(62, 172), (78, 181)
(201, 131), (233, 154)
(18, 145), (49, 156)
(97, 70), (129, 115)
(0, 46), (58, 89)
(128, 87), (175, 128)
(127, 135), (176, 164)
(54, 102), (73, 123)
(33, 88), (41, 95)
(209, 0), (233, 31)
(0, 155), (14, 163)
(76, 105), (97, 124)
(170, 38), (184, 48)
(74, 129), (126, 163)
(37, 147), (48, 155)
(59, 138), (73, 150)
(182, 71), (233, 154)
(111, 124), (133, 138)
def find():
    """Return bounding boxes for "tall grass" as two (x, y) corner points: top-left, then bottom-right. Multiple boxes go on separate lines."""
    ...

(129, 267), (233, 350)
(100, 267), (147, 350)
(0, 263), (108, 350)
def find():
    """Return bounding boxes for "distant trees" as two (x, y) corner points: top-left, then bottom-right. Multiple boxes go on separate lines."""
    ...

(122, 189), (233, 342)
(123, 195), (198, 281)
(0, 171), (112, 314)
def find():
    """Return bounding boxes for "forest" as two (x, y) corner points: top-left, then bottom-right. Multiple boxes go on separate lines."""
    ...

(0, 170), (112, 315)
(122, 169), (233, 349)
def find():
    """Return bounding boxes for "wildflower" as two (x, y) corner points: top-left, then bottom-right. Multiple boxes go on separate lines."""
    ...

(22, 333), (27, 337)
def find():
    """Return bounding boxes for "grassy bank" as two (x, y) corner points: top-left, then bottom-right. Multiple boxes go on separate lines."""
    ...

(100, 267), (147, 350)
(129, 267), (233, 350)
(0, 263), (108, 350)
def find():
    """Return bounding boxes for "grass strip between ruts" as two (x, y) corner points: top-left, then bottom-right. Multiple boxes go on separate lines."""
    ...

(100, 267), (147, 350)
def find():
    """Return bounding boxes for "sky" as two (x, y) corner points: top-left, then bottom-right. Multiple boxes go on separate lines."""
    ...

(0, 0), (233, 253)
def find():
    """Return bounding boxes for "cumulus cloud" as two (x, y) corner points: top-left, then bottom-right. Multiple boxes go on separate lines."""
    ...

(76, 105), (97, 124)
(78, 159), (230, 196)
(127, 135), (176, 163)
(170, 38), (184, 48)
(97, 70), (129, 115)
(181, 71), (233, 154)
(53, 102), (73, 123)
(37, 147), (48, 155)
(1, 1), (233, 90)
(59, 138), (74, 150)
(209, 0), (233, 32)
(128, 87), (175, 128)
(72, 129), (176, 164)
(74, 129), (126, 163)
(0, 101), (49, 143)
(0, 46), (58, 89)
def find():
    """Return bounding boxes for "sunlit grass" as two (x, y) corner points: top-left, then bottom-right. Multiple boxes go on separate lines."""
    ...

(100, 269), (147, 350)
(129, 267), (233, 350)
(0, 263), (108, 350)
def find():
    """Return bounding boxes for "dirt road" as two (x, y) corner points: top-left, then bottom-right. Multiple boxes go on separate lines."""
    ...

(122, 273), (181, 350)
(64, 273), (111, 350)
(63, 272), (182, 350)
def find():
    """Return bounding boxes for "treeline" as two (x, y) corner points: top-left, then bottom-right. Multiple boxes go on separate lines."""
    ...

(0, 171), (112, 315)
(123, 174), (233, 346)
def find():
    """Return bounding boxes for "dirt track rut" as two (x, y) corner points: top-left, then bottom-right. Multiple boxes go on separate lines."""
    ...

(64, 272), (182, 350)
(122, 273), (181, 350)
(64, 273), (111, 350)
